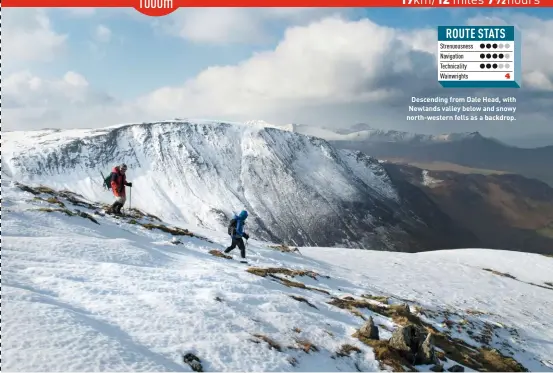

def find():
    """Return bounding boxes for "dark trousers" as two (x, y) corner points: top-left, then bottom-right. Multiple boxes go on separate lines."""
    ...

(224, 237), (246, 259)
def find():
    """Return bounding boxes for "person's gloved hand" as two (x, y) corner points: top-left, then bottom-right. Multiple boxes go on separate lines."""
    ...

(127, 182), (133, 187)
(243, 233), (250, 240)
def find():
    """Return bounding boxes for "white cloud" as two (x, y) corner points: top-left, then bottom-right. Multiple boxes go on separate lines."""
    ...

(138, 16), (434, 119)
(3, 9), (67, 64)
(158, 8), (350, 44)
(3, 71), (125, 130)
(467, 14), (553, 90)
(4, 13), (553, 137)
(95, 24), (113, 43)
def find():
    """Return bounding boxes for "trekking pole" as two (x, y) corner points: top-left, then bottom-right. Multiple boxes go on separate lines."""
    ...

(129, 186), (132, 211)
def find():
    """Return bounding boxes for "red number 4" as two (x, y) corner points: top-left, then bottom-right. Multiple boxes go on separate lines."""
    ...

(505, 73), (511, 79)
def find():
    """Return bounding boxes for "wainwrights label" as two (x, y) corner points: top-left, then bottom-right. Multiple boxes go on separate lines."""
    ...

(437, 26), (521, 88)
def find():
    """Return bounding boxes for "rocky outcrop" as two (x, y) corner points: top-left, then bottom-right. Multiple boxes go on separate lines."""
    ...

(388, 324), (437, 365)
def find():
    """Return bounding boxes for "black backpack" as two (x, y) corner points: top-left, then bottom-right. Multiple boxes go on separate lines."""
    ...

(228, 218), (237, 236)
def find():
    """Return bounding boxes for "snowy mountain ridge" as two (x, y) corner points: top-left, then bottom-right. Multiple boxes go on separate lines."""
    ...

(3, 119), (430, 251)
(3, 181), (553, 372)
(291, 124), (488, 144)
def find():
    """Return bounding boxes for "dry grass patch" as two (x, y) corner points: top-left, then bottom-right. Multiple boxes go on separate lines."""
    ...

(336, 344), (361, 357)
(140, 223), (196, 236)
(35, 207), (99, 224)
(292, 327), (302, 333)
(269, 244), (301, 253)
(430, 332), (527, 372)
(361, 294), (390, 304)
(246, 267), (330, 295)
(209, 250), (233, 260)
(75, 210), (100, 224)
(128, 207), (162, 221)
(57, 191), (96, 209)
(36, 207), (75, 216)
(246, 267), (327, 280)
(289, 295), (318, 309)
(251, 334), (282, 352)
(346, 300), (528, 372)
(45, 197), (66, 207)
(359, 338), (414, 372)
(294, 339), (319, 353)
(328, 296), (419, 326)
(17, 183), (56, 195)
(482, 268), (517, 280)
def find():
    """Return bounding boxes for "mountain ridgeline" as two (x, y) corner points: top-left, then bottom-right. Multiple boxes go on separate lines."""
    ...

(4, 120), (553, 255)
(3, 120), (452, 252)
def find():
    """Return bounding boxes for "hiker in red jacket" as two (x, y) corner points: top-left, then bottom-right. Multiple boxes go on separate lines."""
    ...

(109, 163), (132, 214)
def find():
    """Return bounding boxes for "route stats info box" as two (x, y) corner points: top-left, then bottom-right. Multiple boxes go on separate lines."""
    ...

(438, 26), (521, 88)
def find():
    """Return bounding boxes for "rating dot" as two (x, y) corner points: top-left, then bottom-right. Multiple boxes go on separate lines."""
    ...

(499, 53), (504, 59)
(505, 43), (510, 49)
(499, 63), (504, 69)
(480, 43), (485, 49)
(486, 53), (491, 58)
(486, 43), (492, 49)
(480, 53), (485, 59)
(493, 43), (498, 49)
(480, 63), (485, 69)
(499, 43), (504, 49)
(486, 63), (492, 69)
(505, 53), (510, 59)
(493, 53), (498, 58)
(493, 63), (498, 69)
(505, 63), (510, 68)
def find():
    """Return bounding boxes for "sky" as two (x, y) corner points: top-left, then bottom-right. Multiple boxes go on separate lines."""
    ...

(3, 7), (553, 143)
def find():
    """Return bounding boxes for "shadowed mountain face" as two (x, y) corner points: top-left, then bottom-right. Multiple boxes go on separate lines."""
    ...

(383, 163), (553, 255)
(4, 121), (553, 255)
(4, 120), (472, 253)
(331, 133), (553, 187)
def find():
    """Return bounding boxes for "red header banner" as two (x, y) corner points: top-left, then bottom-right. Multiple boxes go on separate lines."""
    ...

(2, 0), (550, 16)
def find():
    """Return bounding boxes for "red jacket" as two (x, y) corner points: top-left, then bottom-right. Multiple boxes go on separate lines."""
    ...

(110, 166), (128, 197)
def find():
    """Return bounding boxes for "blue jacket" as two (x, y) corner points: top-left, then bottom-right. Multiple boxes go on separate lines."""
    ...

(234, 210), (248, 238)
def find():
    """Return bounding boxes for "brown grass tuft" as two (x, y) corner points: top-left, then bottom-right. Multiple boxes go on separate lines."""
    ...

(361, 294), (390, 304)
(246, 267), (330, 294)
(269, 244), (297, 253)
(46, 197), (65, 207)
(209, 250), (233, 260)
(336, 344), (361, 357)
(246, 267), (327, 280)
(359, 339), (413, 372)
(140, 223), (196, 236)
(289, 295), (318, 309)
(36, 207), (75, 216)
(251, 334), (282, 352)
(328, 297), (420, 326)
(482, 268), (517, 280)
(295, 339), (319, 353)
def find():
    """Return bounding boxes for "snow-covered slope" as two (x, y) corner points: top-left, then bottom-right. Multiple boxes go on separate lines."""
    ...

(3, 181), (553, 372)
(2, 120), (429, 251)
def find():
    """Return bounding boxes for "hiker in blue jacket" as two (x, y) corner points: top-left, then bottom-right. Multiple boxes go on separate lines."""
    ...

(224, 210), (250, 261)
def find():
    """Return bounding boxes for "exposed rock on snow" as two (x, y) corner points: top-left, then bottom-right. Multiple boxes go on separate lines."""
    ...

(358, 316), (380, 340)
(3, 181), (552, 372)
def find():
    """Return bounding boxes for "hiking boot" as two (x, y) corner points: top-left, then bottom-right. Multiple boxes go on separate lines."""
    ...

(108, 202), (122, 215)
